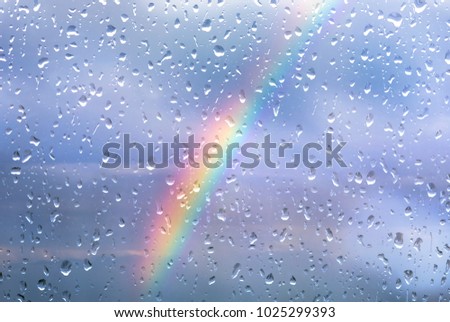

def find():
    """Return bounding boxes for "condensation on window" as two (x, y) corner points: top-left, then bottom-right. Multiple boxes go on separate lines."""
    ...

(0, 0), (449, 301)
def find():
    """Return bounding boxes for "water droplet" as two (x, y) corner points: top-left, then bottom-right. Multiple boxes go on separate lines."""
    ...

(404, 206), (412, 217)
(413, 0), (427, 13)
(366, 171), (376, 185)
(216, 208), (226, 222)
(78, 95), (88, 107)
(213, 45), (225, 57)
(387, 12), (403, 28)
(37, 279), (46, 291)
(165, 175), (175, 186)
(10, 167), (21, 176)
(239, 90), (246, 103)
(289, 276), (297, 285)
(394, 232), (403, 249)
(395, 278), (402, 289)
(160, 51), (172, 63)
(366, 113), (374, 127)
(60, 260), (72, 276)
(231, 263), (241, 279)
(225, 116), (235, 127)
(106, 25), (117, 37)
(22, 150), (32, 164)
(281, 207), (290, 221)
(37, 57), (49, 69)
(66, 25), (79, 37)
(378, 254), (389, 266)
(201, 19), (212, 32)
(427, 183), (436, 198)
(30, 136), (40, 146)
(174, 18), (180, 29)
(249, 232), (258, 245)
(265, 273), (274, 285)
(404, 270), (414, 285)
(83, 259), (92, 271)
(413, 238), (423, 251)
(306, 68), (316, 80)
(105, 118), (113, 130)
(327, 113), (336, 123)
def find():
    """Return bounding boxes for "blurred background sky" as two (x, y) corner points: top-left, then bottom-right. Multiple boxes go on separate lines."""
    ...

(1, 0), (450, 301)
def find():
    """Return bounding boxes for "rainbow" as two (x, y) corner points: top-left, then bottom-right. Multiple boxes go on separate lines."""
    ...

(142, 0), (342, 293)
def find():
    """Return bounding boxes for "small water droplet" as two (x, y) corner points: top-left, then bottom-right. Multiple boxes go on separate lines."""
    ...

(78, 95), (88, 107)
(201, 19), (212, 32)
(306, 68), (316, 80)
(174, 18), (180, 29)
(10, 167), (21, 176)
(366, 171), (376, 185)
(37, 279), (46, 291)
(231, 263), (241, 279)
(366, 113), (374, 127)
(37, 57), (49, 69)
(165, 175), (175, 186)
(213, 45), (225, 57)
(225, 116), (235, 127)
(413, 0), (427, 14)
(106, 25), (117, 37)
(394, 232), (403, 249)
(387, 12), (403, 28)
(395, 278), (402, 289)
(413, 238), (423, 251)
(404, 270), (414, 284)
(281, 207), (290, 221)
(239, 89), (246, 103)
(404, 206), (413, 217)
(66, 25), (79, 37)
(83, 259), (92, 271)
(60, 260), (72, 276)
(289, 276), (297, 285)
(265, 273), (274, 285)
